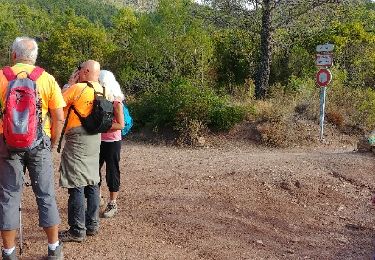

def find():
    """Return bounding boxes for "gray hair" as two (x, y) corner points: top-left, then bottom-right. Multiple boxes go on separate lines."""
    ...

(12, 36), (38, 64)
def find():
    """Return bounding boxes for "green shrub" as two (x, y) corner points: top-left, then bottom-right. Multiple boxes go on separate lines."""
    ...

(209, 104), (246, 131)
(132, 79), (247, 137)
(357, 88), (375, 129)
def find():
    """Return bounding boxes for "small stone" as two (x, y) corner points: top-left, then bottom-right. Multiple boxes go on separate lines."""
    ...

(280, 181), (291, 191)
(337, 236), (349, 244)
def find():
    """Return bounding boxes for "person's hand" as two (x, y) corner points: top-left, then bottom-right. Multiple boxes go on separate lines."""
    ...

(68, 69), (80, 85)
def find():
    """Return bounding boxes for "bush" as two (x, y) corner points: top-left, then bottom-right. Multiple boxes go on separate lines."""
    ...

(131, 79), (247, 140)
(209, 104), (246, 131)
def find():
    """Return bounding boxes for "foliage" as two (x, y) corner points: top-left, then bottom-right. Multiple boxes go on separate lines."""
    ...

(108, 0), (214, 95)
(132, 79), (246, 135)
(38, 14), (114, 85)
(212, 28), (259, 90)
(0, 0), (118, 27)
(329, 21), (375, 88)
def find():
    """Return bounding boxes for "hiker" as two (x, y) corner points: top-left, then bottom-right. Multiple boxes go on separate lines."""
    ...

(58, 60), (106, 242)
(0, 36), (65, 259)
(98, 70), (125, 218)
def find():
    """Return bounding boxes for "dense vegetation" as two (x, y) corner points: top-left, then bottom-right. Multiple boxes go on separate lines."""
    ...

(0, 0), (373, 146)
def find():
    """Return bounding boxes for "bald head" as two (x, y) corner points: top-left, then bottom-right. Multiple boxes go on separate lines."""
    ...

(79, 60), (100, 82)
(11, 36), (38, 65)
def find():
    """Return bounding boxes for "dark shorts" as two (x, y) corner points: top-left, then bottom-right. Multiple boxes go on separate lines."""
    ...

(0, 134), (61, 230)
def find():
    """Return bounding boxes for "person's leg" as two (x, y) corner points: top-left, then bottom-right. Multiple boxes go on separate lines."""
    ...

(43, 226), (59, 244)
(67, 187), (86, 237)
(105, 141), (121, 201)
(99, 142), (107, 206)
(0, 137), (23, 255)
(58, 187), (86, 243)
(1, 230), (17, 250)
(84, 184), (100, 235)
(99, 141), (106, 187)
(26, 136), (60, 244)
(103, 141), (121, 218)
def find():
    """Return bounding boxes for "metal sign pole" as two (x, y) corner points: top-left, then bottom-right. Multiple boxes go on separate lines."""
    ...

(319, 87), (327, 141)
(316, 43), (334, 142)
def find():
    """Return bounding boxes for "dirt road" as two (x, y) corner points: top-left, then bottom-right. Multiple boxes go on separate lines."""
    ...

(18, 140), (375, 259)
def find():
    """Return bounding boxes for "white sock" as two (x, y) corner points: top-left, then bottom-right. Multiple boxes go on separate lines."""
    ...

(48, 240), (60, 251)
(3, 246), (15, 255)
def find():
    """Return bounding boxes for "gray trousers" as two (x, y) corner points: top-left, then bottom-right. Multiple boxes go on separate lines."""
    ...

(0, 135), (61, 230)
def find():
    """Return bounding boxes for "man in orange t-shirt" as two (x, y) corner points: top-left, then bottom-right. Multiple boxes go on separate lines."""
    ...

(59, 60), (104, 243)
(0, 36), (65, 259)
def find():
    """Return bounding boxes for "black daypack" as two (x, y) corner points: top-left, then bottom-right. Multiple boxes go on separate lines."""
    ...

(57, 81), (114, 153)
(73, 81), (114, 134)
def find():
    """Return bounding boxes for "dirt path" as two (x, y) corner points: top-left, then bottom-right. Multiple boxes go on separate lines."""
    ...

(18, 140), (375, 259)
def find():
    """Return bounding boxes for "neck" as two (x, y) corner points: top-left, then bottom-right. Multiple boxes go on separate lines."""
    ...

(14, 59), (34, 65)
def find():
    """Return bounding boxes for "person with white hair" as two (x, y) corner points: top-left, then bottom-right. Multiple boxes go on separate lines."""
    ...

(0, 36), (65, 259)
(98, 70), (125, 218)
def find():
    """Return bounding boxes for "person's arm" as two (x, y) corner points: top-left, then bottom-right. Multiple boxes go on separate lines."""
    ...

(110, 101), (125, 131)
(50, 107), (64, 148)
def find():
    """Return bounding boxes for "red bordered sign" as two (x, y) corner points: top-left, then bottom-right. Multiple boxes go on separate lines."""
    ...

(316, 68), (332, 87)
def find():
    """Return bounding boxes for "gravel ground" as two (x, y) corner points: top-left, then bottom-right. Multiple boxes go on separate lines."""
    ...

(15, 136), (375, 260)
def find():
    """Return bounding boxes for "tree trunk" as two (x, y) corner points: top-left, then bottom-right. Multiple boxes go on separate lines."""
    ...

(255, 0), (272, 99)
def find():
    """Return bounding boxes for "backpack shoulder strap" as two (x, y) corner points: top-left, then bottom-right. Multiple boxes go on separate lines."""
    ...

(2, 67), (16, 81)
(57, 106), (74, 153)
(29, 66), (44, 81)
(82, 81), (104, 96)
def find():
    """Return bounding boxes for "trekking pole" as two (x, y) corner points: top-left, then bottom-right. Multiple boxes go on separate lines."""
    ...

(19, 165), (31, 256)
(19, 201), (22, 255)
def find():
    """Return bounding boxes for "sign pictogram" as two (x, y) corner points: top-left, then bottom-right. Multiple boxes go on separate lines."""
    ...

(315, 53), (333, 67)
(316, 43), (334, 52)
(316, 68), (332, 87)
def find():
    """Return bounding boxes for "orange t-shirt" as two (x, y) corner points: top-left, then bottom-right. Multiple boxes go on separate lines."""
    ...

(63, 81), (107, 132)
(0, 63), (66, 137)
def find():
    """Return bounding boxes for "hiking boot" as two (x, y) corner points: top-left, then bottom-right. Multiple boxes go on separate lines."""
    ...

(59, 230), (86, 243)
(86, 228), (99, 236)
(102, 201), (118, 218)
(48, 241), (63, 260)
(1, 249), (17, 260)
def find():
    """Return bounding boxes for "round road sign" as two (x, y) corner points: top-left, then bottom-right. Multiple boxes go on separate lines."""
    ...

(316, 68), (332, 87)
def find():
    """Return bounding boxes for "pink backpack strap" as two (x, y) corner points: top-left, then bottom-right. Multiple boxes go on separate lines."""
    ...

(2, 66), (16, 81)
(29, 66), (44, 81)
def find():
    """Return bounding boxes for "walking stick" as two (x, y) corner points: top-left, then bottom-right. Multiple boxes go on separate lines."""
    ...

(19, 200), (22, 255)
(19, 165), (31, 256)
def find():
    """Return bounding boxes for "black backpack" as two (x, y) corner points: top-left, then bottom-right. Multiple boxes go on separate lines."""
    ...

(57, 81), (113, 153)
(73, 81), (114, 134)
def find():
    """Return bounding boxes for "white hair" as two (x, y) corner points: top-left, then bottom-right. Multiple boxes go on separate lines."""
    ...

(12, 36), (38, 64)
(99, 70), (124, 101)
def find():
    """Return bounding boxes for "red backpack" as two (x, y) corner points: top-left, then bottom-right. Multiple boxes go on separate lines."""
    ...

(2, 66), (45, 151)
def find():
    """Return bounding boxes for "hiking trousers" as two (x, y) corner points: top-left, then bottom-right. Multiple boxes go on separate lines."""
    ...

(0, 134), (61, 230)
(68, 185), (100, 236)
